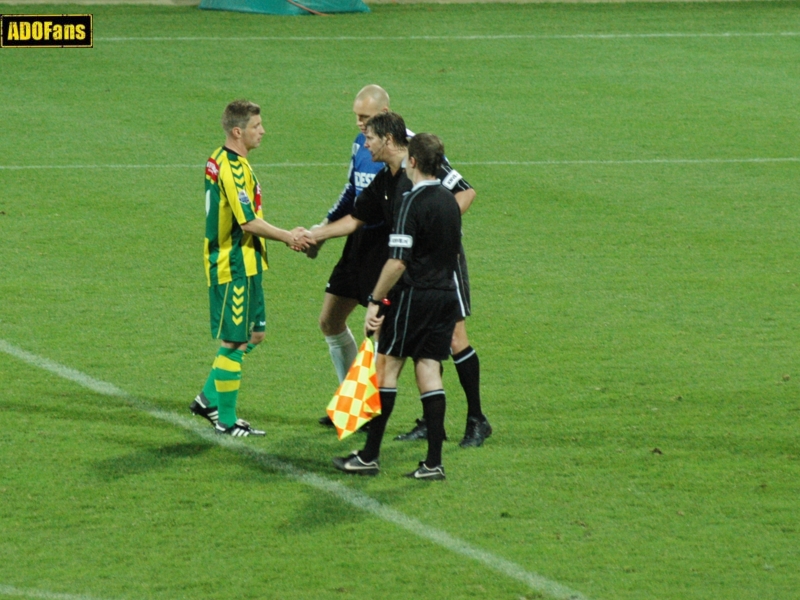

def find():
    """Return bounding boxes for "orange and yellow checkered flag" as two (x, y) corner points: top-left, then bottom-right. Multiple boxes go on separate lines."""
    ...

(326, 338), (382, 440)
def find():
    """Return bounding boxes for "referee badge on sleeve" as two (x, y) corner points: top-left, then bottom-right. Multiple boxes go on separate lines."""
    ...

(441, 169), (462, 190)
(389, 234), (413, 248)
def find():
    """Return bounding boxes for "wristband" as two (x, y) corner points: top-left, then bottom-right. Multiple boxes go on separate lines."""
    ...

(367, 295), (390, 307)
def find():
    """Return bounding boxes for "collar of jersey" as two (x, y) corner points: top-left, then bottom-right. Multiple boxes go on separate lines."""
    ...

(410, 179), (441, 193)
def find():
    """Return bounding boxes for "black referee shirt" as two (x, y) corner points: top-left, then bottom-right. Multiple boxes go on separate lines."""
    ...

(389, 180), (462, 291)
(353, 157), (472, 231)
(352, 165), (405, 231)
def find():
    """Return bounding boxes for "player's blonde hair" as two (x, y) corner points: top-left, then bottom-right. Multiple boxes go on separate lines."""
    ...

(222, 100), (261, 134)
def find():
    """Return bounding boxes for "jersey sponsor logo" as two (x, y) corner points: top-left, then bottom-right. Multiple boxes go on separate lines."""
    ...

(354, 171), (376, 191)
(389, 234), (413, 248)
(238, 189), (251, 205)
(254, 183), (262, 212)
(206, 158), (220, 182)
(441, 169), (463, 190)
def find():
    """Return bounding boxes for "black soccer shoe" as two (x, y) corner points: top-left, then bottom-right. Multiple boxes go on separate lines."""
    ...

(459, 416), (493, 448)
(319, 414), (335, 427)
(394, 418), (428, 441)
(214, 419), (265, 437)
(190, 393), (219, 426)
(404, 462), (446, 481)
(332, 451), (380, 475)
(393, 419), (447, 442)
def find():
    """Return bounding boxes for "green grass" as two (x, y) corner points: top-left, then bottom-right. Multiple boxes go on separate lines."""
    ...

(1, 2), (799, 599)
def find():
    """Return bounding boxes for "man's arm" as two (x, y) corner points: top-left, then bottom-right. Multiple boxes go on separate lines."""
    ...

(217, 159), (308, 250)
(325, 141), (360, 223)
(304, 141), (360, 259)
(305, 164), (384, 248)
(304, 214), (364, 245)
(241, 218), (307, 250)
(454, 188), (476, 215)
(439, 160), (475, 215)
(364, 258), (406, 337)
(326, 182), (357, 224)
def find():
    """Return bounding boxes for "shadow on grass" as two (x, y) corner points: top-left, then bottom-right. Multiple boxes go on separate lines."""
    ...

(5, 392), (140, 423)
(276, 487), (367, 532)
(209, 431), (429, 533)
(94, 440), (215, 481)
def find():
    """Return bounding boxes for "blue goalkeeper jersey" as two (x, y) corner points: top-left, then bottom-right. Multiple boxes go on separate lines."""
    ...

(326, 132), (384, 226)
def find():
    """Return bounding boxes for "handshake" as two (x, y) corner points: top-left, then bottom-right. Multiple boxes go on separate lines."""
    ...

(287, 220), (327, 258)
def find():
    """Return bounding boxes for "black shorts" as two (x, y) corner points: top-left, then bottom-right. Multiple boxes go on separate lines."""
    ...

(377, 286), (459, 362)
(325, 228), (389, 306)
(455, 249), (471, 319)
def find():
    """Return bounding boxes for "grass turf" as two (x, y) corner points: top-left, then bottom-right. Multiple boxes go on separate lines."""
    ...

(1, 2), (799, 599)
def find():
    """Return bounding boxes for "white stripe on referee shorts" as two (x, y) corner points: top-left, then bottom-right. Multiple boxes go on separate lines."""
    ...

(453, 271), (467, 318)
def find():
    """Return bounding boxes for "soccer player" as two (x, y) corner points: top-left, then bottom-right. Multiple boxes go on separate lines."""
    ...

(332, 133), (462, 479)
(308, 85), (391, 392)
(309, 88), (492, 448)
(190, 99), (308, 437)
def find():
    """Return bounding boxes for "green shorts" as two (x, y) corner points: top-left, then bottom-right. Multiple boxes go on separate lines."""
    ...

(209, 274), (266, 343)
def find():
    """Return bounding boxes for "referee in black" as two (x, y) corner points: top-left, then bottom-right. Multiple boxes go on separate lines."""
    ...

(305, 110), (492, 448)
(332, 133), (462, 480)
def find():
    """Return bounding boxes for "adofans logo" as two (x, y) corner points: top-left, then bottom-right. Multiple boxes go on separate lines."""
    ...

(1, 15), (93, 48)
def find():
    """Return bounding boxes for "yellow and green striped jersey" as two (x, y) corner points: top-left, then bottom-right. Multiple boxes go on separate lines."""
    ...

(204, 147), (268, 286)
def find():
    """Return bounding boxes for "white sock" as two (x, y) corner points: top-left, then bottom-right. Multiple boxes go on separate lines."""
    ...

(325, 327), (358, 383)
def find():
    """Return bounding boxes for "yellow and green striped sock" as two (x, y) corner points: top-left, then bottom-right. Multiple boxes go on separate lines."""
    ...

(214, 347), (244, 428)
(200, 364), (219, 408)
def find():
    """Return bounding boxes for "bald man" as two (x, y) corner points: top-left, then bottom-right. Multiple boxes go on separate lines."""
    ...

(311, 87), (492, 449)
(310, 85), (389, 386)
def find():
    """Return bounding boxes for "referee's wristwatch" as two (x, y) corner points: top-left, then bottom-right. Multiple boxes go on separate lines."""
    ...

(367, 295), (390, 307)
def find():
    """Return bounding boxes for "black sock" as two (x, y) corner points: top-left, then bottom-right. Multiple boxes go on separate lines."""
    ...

(360, 388), (396, 462)
(421, 390), (446, 467)
(453, 346), (483, 420)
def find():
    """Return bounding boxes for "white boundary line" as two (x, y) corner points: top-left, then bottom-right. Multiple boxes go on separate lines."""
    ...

(0, 586), (112, 600)
(463, 157), (800, 166)
(0, 162), (342, 170)
(0, 157), (798, 171)
(0, 339), (591, 600)
(95, 31), (800, 42)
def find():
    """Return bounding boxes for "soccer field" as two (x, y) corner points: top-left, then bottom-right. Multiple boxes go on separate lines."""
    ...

(1, 2), (799, 599)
